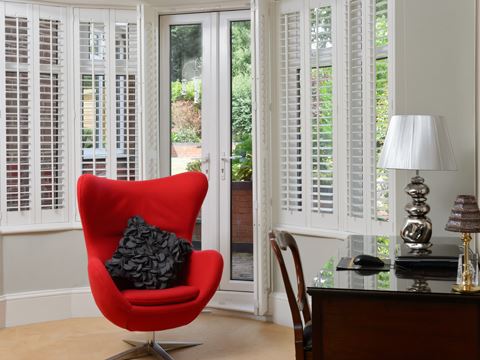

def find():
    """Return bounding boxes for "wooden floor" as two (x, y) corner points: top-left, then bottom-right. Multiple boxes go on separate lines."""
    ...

(0, 312), (294, 359)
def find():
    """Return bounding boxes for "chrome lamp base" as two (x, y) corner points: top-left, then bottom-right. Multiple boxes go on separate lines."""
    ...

(106, 334), (201, 360)
(400, 174), (433, 250)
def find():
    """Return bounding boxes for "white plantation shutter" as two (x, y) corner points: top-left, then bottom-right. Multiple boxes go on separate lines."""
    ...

(75, 9), (139, 183)
(77, 11), (109, 177)
(278, 8), (304, 224)
(308, 4), (337, 229)
(0, 3), (68, 226)
(0, 5), (140, 227)
(3, 9), (33, 222)
(344, 0), (391, 234)
(114, 13), (138, 180)
(140, 4), (159, 180)
(345, 0), (365, 226)
(277, 1), (339, 229)
(274, 0), (392, 234)
(36, 6), (67, 223)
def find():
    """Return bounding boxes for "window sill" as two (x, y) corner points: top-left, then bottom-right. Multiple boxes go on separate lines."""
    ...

(273, 225), (352, 241)
(0, 223), (82, 235)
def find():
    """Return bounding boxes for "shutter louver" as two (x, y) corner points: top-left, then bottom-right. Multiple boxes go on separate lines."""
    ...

(4, 15), (32, 213)
(115, 22), (138, 180)
(79, 21), (108, 177)
(310, 7), (334, 215)
(279, 11), (303, 214)
(39, 18), (65, 210)
(346, 0), (364, 219)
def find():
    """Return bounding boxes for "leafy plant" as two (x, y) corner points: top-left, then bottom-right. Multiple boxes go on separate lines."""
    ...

(186, 159), (201, 172)
(232, 136), (253, 182)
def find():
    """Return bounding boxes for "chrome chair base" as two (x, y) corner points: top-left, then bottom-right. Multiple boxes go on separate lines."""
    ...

(106, 339), (202, 360)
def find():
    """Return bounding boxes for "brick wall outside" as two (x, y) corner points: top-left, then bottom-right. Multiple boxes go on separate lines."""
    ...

(231, 182), (253, 245)
(190, 181), (253, 249)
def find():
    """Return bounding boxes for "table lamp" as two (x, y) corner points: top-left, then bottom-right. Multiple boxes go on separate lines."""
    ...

(445, 195), (480, 293)
(378, 115), (456, 250)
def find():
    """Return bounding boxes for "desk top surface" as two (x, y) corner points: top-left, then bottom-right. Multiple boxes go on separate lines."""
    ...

(307, 235), (480, 299)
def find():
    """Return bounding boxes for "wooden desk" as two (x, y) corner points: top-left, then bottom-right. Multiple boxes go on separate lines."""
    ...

(307, 235), (480, 360)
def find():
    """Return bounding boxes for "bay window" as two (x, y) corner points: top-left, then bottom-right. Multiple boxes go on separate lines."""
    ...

(275, 0), (393, 235)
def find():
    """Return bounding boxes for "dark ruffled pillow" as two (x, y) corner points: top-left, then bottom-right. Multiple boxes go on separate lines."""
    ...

(105, 216), (193, 290)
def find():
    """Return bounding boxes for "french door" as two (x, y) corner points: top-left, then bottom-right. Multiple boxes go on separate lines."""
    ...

(159, 11), (254, 295)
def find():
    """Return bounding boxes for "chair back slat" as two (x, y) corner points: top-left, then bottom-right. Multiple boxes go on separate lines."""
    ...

(270, 230), (312, 359)
(275, 231), (311, 324)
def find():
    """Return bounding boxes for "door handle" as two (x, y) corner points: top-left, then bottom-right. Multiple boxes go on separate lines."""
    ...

(221, 155), (241, 162)
(189, 155), (210, 163)
(220, 153), (241, 180)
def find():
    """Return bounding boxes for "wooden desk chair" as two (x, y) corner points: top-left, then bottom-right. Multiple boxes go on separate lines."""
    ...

(269, 231), (312, 360)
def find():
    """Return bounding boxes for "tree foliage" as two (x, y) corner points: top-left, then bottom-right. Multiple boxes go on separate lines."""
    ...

(169, 25), (202, 82)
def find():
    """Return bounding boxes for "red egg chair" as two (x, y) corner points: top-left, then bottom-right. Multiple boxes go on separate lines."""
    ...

(77, 172), (223, 360)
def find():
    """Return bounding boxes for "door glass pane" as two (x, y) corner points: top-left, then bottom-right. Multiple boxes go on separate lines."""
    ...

(170, 24), (202, 250)
(230, 20), (253, 281)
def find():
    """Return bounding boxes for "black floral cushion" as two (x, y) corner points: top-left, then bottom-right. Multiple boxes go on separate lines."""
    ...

(105, 216), (193, 290)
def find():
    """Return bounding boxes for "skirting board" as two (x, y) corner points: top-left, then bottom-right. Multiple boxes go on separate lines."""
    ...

(268, 292), (293, 328)
(0, 288), (256, 328)
(0, 287), (101, 328)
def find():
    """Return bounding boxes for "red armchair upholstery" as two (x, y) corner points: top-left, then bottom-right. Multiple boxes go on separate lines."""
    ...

(77, 172), (223, 359)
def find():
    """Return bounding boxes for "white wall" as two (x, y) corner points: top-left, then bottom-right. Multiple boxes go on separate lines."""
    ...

(1, 231), (88, 294)
(394, 0), (476, 240)
(0, 230), (91, 327)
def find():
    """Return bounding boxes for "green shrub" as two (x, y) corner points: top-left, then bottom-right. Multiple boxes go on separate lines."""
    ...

(232, 74), (252, 143)
(171, 127), (200, 143)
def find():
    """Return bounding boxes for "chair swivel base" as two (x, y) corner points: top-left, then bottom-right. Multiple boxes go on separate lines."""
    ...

(106, 339), (202, 360)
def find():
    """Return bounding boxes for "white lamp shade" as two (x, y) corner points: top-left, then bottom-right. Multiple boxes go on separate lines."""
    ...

(377, 115), (456, 170)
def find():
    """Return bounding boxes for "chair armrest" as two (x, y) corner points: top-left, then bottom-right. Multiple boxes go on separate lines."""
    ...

(186, 250), (223, 301)
(88, 257), (131, 327)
